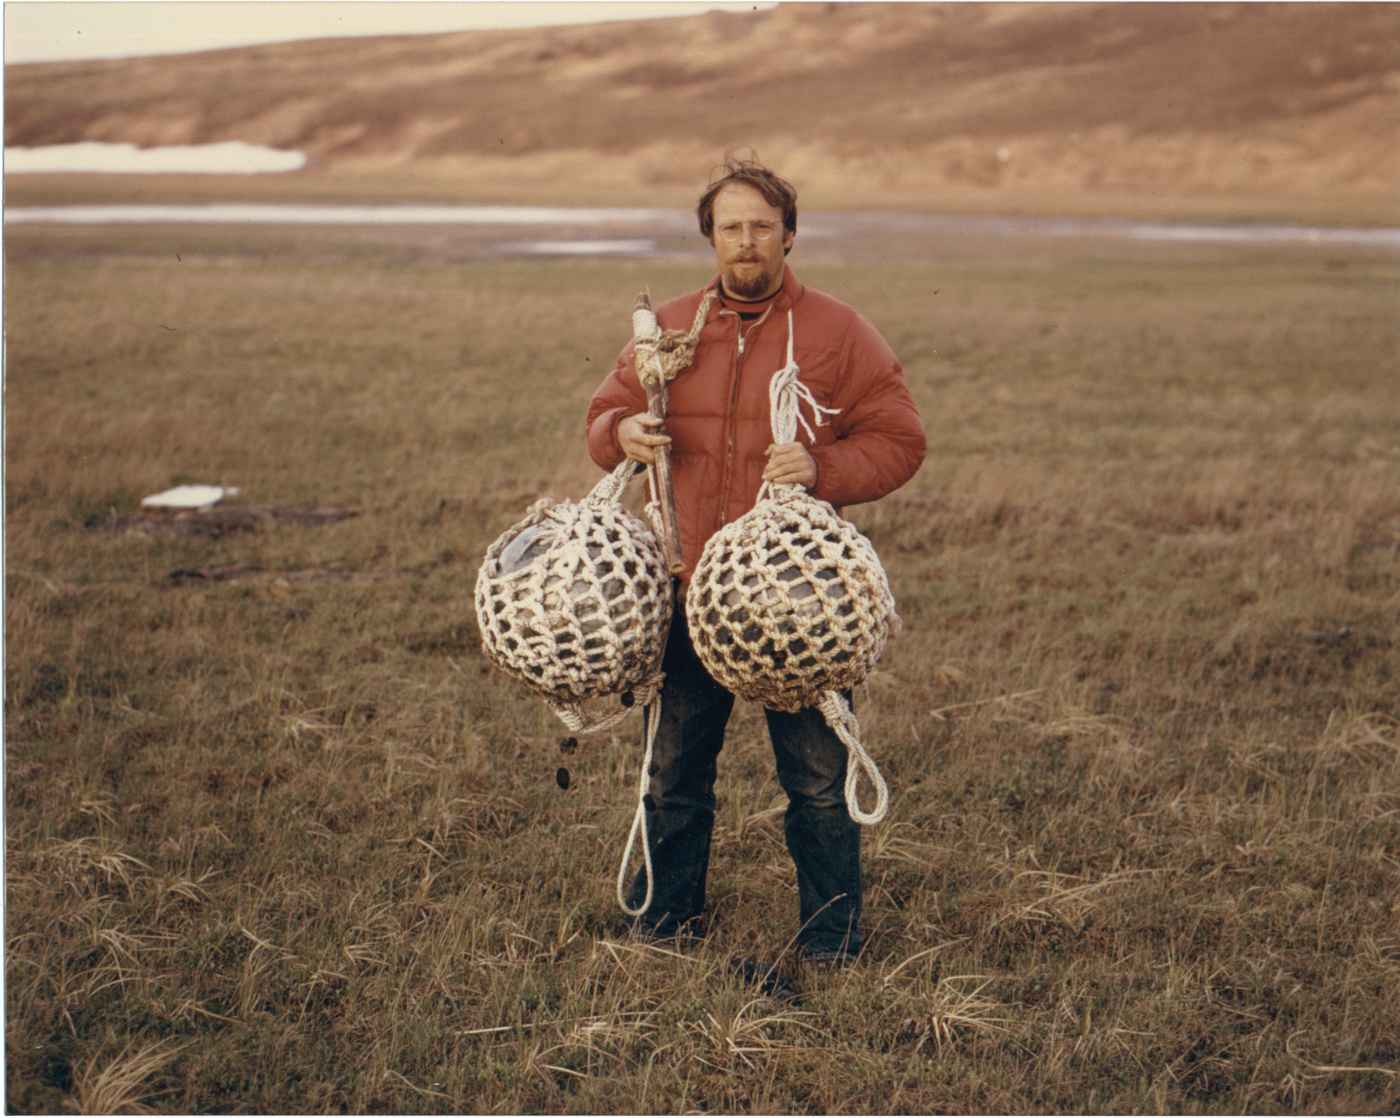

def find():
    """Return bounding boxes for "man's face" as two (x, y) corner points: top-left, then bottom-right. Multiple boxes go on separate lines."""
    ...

(710, 183), (794, 300)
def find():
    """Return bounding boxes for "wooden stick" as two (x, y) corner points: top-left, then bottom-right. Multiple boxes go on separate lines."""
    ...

(633, 292), (685, 575)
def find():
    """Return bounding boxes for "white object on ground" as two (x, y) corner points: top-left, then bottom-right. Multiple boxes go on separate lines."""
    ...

(141, 484), (239, 510)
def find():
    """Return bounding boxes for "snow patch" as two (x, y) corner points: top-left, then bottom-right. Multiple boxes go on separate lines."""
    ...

(501, 239), (659, 256)
(5, 141), (307, 174)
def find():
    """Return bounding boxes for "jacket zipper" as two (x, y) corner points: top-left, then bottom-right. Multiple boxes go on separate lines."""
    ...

(717, 304), (775, 529)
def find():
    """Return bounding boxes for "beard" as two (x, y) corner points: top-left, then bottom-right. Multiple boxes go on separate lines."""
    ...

(722, 258), (779, 300)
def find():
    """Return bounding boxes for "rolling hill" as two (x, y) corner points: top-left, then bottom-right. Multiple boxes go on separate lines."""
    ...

(6, 3), (1398, 220)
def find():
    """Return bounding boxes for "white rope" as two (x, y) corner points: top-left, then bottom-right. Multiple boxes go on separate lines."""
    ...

(585, 458), (642, 507)
(818, 690), (889, 825)
(643, 461), (665, 543)
(767, 310), (841, 445)
(767, 314), (888, 826)
(611, 291), (715, 920)
(616, 695), (660, 916)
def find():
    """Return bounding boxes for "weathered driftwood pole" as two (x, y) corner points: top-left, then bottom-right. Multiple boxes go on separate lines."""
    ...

(632, 292), (685, 575)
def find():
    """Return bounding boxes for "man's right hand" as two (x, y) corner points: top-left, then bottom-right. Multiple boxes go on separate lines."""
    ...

(618, 413), (671, 464)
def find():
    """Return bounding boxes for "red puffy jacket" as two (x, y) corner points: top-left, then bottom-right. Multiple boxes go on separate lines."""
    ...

(586, 265), (926, 582)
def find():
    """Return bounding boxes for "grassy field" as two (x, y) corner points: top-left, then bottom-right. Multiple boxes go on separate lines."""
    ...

(5, 220), (1399, 1113)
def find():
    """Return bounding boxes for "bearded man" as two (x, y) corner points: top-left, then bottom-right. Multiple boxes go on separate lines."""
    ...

(585, 159), (925, 964)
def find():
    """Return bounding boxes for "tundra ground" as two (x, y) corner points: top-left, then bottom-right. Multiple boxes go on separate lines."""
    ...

(5, 221), (1399, 1113)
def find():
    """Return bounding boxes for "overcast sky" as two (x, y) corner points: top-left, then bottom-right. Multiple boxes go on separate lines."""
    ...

(4, 2), (767, 64)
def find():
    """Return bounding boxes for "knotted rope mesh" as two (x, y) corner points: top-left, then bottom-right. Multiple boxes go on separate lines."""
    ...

(474, 460), (672, 734)
(475, 292), (720, 917)
(686, 311), (897, 823)
(686, 486), (896, 712)
(476, 460), (675, 914)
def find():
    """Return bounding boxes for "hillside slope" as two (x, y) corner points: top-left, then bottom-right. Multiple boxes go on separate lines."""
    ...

(6, 3), (1398, 216)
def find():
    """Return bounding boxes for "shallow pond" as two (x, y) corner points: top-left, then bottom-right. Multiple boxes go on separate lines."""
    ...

(5, 201), (1397, 256)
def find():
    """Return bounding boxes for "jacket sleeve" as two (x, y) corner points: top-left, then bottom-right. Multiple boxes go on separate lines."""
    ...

(585, 340), (648, 471)
(808, 315), (926, 508)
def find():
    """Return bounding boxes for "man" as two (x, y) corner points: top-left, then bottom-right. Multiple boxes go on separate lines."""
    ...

(585, 159), (925, 963)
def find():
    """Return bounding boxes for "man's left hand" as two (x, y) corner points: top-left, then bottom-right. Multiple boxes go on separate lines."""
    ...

(763, 442), (817, 489)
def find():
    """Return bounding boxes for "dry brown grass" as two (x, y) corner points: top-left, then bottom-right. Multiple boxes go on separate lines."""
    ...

(5, 217), (1399, 1112)
(72, 1038), (186, 1115)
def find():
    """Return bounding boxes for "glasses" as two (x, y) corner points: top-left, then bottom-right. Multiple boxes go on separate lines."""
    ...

(716, 221), (782, 243)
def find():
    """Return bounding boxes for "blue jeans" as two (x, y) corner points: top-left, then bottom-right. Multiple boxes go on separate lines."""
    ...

(625, 610), (862, 957)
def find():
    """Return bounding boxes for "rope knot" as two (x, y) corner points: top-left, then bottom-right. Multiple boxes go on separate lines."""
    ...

(634, 289), (717, 389)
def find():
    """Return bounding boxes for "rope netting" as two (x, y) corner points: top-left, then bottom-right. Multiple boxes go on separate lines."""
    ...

(686, 311), (897, 823)
(475, 459), (672, 914)
(474, 460), (672, 733)
(477, 292), (721, 916)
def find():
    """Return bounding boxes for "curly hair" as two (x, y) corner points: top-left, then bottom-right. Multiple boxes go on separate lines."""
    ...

(696, 156), (798, 254)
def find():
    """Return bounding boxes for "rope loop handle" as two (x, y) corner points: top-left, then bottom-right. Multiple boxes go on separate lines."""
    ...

(616, 697), (661, 916)
(818, 690), (890, 825)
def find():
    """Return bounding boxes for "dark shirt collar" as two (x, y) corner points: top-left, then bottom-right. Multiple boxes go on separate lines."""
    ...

(715, 281), (782, 319)
(708, 264), (802, 320)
